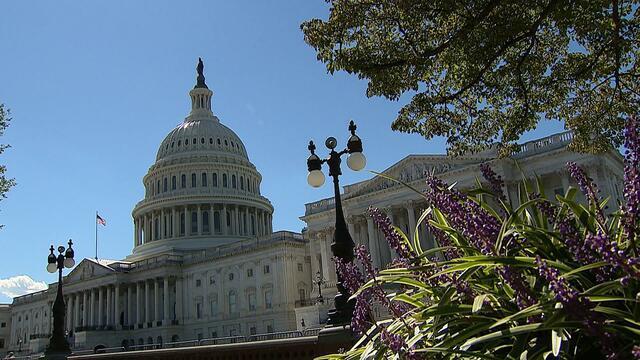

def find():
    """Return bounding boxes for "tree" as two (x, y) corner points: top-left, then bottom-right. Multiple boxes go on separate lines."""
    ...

(301, 0), (640, 156)
(0, 103), (15, 225)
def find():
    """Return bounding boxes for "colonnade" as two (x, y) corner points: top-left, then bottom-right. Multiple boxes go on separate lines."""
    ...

(134, 204), (273, 246)
(64, 276), (184, 332)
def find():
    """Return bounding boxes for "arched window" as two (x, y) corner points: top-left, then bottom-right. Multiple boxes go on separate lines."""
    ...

(191, 211), (198, 234)
(163, 178), (168, 192)
(232, 175), (237, 189)
(214, 211), (221, 233)
(191, 173), (197, 187)
(201, 172), (207, 187)
(181, 174), (186, 189)
(156, 180), (160, 194)
(202, 211), (210, 233)
(213, 173), (218, 187)
(180, 213), (185, 235)
(228, 291), (237, 313)
(217, 138), (221, 145)
(193, 138), (197, 145)
(223, 174), (228, 187)
(251, 215), (256, 235)
(240, 176), (244, 190)
(209, 138), (213, 144)
(185, 139), (189, 145)
(247, 178), (251, 192)
(201, 137), (205, 144)
(172, 176), (176, 190)
(154, 218), (160, 240)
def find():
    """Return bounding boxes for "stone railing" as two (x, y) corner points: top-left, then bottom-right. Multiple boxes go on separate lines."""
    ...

(512, 131), (573, 157)
(304, 197), (335, 216)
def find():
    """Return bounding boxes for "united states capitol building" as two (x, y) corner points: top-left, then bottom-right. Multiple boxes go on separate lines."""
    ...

(1, 61), (626, 356)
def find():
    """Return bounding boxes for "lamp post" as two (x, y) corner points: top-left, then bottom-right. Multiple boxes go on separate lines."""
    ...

(314, 270), (326, 304)
(306, 120), (366, 326)
(44, 239), (75, 359)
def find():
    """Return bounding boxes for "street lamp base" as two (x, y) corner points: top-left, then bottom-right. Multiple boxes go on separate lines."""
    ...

(317, 324), (355, 349)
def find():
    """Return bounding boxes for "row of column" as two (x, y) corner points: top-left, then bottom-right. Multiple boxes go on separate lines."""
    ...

(134, 204), (273, 246)
(65, 277), (184, 332)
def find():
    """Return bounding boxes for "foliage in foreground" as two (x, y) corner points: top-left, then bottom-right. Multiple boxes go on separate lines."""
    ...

(302, 0), (640, 156)
(0, 103), (15, 228)
(328, 117), (640, 359)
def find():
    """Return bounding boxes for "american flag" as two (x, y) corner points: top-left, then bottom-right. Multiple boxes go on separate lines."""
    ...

(96, 214), (106, 226)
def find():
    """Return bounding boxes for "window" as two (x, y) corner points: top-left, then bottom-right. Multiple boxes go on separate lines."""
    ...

(191, 173), (197, 187)
(232, 175), (237, 189)
(297, 263), (303, 272)
(202, 211), (210, 233)
(191, 212), (198, 234)
(0, 339), (4, 348)
(223, 174), (228, 187)
(265, 290), (273, 309)
(156, 180), (160, 194)
(185, 139), (189, 145)
(240, 176), (244, 190)
(154, 218), (160, 240)
(213, 211), (221, 233)
(201, 172), (207, 187)
(228, 291), (237, 313)
(213, 173), (218, 187)
(247, 178), (251, 192)
(178, 140), (181, 146)
(211, 331), (218, 338)
(209, 276), (215, 285)
(298, 288), (306, 302)
(180, 213), (185, 235)
(225, 139), (228, 146)
(263, 265), (270, 274)
(266, 323), (274, 333)
(201, 137), (205, 144)
(217, 138), (221, 145)
(181, 174), (186, 188)
(248, 292), (256, 311)
(172, 176), (176, 190)
(0, 322), (5, 328)
(210, 295), (218, 315)
(250, 326), (256, 335)
(196, 279), (202, 287)
(193, 137), (197, 145)
(196, 302), (202, 319)
(197, 333), (203, 341)
(209, 138), (213, 144)
(163, 178), (168, 192)
(247, 268), (253, 277)
(228, 273), (234, 281)
(163, 215), (167, 237)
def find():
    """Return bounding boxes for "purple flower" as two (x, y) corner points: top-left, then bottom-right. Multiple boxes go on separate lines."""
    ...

(334, 257), (365, 294)
(622, 116), (640, 251)
(380, 329), (421, 359)
(585, 231), (640, 280)
(498, 266), (536, 310)
(368, 207), (415, 260)
(351, 294), (372, 335)
(633, 345), (640, 359)
(480, 163), (506, 200)
(567, 162), (605, 223)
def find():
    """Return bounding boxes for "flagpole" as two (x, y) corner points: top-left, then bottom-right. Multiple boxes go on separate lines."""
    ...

(95, 210), (98, 260)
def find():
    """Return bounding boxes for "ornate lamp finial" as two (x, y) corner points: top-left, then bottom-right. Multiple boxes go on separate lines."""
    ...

(195, 57), (208, 89)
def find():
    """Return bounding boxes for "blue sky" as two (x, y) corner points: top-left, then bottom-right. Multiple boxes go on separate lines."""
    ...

(0, 0), (565, 303)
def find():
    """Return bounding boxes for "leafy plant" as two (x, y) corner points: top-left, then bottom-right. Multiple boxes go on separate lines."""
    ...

(328, 117), (640, 359)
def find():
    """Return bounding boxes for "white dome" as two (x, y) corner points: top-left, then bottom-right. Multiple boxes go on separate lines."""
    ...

(156, 116), (248, 162)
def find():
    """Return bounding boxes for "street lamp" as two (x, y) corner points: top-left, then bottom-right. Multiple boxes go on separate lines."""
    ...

(306, 120), (365, 326)
(44, 239), (75, 359)
(314, 270), (326, 304)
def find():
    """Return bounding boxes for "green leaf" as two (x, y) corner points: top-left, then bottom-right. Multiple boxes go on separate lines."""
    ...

(473, 294), (488, 313)
(551, 329), (562, 357)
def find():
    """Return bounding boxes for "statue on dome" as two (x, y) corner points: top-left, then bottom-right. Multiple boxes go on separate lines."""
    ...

(195, 57), (208, 89)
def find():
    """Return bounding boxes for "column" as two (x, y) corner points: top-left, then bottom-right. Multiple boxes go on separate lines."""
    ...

(145, 280), (151, 326)
(66, 294), (73, 331)
(183, 207), (188, 236)
(176, 277), (183, 322)
(367, 216), (381, 269)
(90, 288), (96, 327)
(269, 214), (273, 233)
(115, 285), (121, 329)
(106, 286), (112, 327)
(74, 293), (80, 328)
(319, 232), (331, 281)
(234, 206), (240, 235)
(136, 282), (142, 326)
(133, 218), (138, 247)
(82, 290), (89, 327)
(406, 203), (416, 245)
(172, 207), (177, 238)
(151, 212), (156, 241)
(154, 278), (160, 324)
(127, 284), (133, 327)
(98, 287), (104, 327)
(163, 277), (170, 325)
(221, 204), (227, 235)
(347, 218), (356, 245)
(197, 205), (202, 235)
(245, 207), (250, 235)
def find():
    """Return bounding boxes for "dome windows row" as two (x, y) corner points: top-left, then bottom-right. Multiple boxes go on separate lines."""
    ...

(161, 136), (245, 157)
(146, 171), (260, 198)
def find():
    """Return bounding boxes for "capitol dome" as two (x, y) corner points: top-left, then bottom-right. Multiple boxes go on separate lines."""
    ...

(129, 59), (274, 260)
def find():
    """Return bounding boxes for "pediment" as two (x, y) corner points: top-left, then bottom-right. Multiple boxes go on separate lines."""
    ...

(343, 155), (483, 199)
(64, 258), (115, 283)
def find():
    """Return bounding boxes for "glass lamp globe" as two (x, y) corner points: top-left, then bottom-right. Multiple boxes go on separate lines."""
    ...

(64, 257), (75, 268)
(46, 263), (57, 273)
(307, 170), (325, 188)
(347, 152), (366, 171)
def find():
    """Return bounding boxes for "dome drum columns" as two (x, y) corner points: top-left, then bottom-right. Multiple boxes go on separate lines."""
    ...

(133, 204), (273, 247)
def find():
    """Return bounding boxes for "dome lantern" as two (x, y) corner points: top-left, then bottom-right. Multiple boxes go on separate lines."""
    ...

(188, 58), (214, 121)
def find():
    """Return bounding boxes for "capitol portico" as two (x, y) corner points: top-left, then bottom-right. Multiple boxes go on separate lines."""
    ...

(1, 60), (627, 357)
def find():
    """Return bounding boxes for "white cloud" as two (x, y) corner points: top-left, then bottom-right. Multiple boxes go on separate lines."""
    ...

(0, 275), (48, 299)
